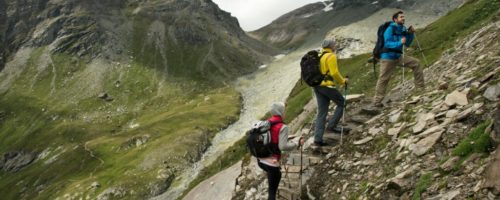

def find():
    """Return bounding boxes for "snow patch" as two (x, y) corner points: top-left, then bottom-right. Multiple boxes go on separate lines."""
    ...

(300, 13), (315, 18)
(44, 146), (65, 165)
(274, 54), (286, 60)
(258, 65), (267, 69)
(323, 2), (334, 12)
(129, 123), (140, 129)
(372, 1), (379, 4)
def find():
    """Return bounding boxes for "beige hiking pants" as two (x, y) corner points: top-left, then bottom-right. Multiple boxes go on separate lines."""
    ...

(373, 55), (425, 103)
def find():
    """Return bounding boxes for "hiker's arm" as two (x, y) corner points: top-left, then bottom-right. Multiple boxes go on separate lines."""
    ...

(278, 125), (297, 151)
(383, 26), (402, 49)
(327, 54), (346, 85)
(405, 31), (414, 47)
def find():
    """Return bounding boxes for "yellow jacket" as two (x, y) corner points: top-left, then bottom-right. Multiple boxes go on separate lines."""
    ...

(319, 48), (345, 87)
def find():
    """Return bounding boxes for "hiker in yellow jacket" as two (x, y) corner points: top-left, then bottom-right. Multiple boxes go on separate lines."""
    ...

(313, 39), (351, 147)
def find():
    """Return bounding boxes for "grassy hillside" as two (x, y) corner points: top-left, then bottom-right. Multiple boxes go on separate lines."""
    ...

(0, 46), (242, 199)
(285, 0), (499, 113)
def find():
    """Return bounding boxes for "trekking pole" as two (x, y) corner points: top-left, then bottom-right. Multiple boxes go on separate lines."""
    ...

(402, 44), (405, 97)
(299, 139), (303, 198)
(414, 32), (429, 67)
(341, 81), (348, 146)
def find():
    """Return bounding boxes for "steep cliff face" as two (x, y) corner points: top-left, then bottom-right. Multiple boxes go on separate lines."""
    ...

(0, 0), (275, 80)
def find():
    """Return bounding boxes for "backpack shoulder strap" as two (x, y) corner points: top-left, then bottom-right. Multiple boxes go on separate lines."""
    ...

(268, 119), (283, 125)
(323, 53), (334, 76)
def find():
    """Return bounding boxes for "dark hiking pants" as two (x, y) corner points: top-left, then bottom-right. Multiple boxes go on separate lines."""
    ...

(313, 86), (345, 143)
(258, 162), (281, 200)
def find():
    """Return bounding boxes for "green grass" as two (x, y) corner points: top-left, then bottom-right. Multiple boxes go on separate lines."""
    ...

(410, 0), (500, 66)
(452, 121), (495, 158)
(284, 79), (313, 123)
(0, 46), (242, 199)
(412, 172), (433, 200)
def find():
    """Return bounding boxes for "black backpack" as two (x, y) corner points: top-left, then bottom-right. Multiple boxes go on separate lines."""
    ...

(300, 50), (331, 87)
(373, 21), (402, 60)
(246, 120), (281, 158)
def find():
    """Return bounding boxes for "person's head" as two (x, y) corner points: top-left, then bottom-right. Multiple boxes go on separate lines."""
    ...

(392, 11), (405, 25)
(270, 102), (285, 117)
(321, 39), (336, 50)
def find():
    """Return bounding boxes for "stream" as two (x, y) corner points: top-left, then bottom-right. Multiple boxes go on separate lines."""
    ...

(152, 49), (307, 200)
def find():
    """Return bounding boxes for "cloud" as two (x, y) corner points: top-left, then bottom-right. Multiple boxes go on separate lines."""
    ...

(213, 0), (322, 31)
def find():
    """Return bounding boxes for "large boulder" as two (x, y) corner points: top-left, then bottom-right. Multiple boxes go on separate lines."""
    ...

(0, 151), (36, 172)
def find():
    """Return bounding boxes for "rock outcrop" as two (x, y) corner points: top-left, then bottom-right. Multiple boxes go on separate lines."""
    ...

(0, 151), (36, 172)
(0, 0), (276, 80)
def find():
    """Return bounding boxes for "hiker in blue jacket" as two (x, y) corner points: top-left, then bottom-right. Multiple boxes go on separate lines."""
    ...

(373, 11), (425, 107)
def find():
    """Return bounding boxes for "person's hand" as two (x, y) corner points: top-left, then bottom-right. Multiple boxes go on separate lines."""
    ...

(408, 26), (415, 33)
(401, 36), (407, 44)
(297, 137), (305, 149)
(344, 77), (349, 86)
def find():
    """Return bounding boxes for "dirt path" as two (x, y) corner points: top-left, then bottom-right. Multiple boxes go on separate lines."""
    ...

(183, 161), (242, 200)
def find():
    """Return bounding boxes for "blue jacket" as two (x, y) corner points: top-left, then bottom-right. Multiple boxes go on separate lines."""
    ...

(381, 22), (414, 60)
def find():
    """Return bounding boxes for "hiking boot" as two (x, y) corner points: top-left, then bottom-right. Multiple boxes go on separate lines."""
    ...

(313, 141), (329, 147)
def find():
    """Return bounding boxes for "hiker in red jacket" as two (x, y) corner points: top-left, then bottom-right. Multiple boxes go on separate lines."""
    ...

(258, 102), (304, 200)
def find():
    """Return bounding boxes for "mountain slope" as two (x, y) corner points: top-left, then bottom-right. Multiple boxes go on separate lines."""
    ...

(249, 0), (464, 51)
(0, 0), (277, 199)
(234, 0), (500, 199)
(0, 0), (276, 81)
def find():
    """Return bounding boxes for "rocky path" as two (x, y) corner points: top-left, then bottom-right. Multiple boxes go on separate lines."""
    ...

(274, 94), (376, 200)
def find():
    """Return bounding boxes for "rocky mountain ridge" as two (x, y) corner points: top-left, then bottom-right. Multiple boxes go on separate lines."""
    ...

(249, 0), (464, 51)
(0, 0), (275, 80)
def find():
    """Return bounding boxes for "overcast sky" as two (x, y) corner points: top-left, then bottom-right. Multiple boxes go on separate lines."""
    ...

(212, 0), (322, 31)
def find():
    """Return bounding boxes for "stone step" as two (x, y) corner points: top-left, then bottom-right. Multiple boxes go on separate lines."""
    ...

(278, 187), (300, 200)
(282, 172), (300, 179)
(286, 154), (311, 166)
(279, 179), (300, 188)
(281, 165), (303, 173)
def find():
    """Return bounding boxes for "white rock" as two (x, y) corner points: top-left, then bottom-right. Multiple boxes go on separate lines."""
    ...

(342, 183), (349, 191)
(412, 120), (427, 134)
(419, 125), (445, 138)
(473, 180), (483, 192)
(410, 130), (444, 156)
(362, 158), (377, 166)
(354, 137), (373, 145)
(346, 94), (365, 102)
(389, 111), (402, 123)
(368, 127), (382, 135)
(445, 90), (468, 106)
(446, 109), (460, 118)
(483, 84), (500, 101)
